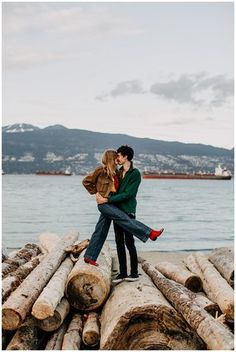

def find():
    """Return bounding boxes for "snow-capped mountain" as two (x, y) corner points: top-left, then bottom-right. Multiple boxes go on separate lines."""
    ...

(2, 123), (40, 133)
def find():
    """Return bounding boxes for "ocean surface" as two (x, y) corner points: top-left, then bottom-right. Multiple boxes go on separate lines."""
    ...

(2, 175), (234, 251)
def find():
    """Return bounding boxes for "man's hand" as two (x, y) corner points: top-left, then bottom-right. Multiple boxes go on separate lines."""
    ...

(96, 192), (108, 204)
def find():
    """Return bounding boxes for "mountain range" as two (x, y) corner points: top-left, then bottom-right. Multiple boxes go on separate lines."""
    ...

(2, 123), (234, 174)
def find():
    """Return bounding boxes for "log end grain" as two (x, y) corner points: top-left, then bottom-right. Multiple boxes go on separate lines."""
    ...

(37, 310), (62, 332)
(83, 331), (99, 347)
(66, 272), (109, 311)
(2, 308), (22, 331)
(185, 275), (203, 292)
(32, 300), (54, 320)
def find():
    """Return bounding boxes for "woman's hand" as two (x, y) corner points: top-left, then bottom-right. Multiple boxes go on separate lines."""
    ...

(96, 192), (108, 204)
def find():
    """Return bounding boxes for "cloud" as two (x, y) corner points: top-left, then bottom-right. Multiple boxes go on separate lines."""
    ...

(3, 47), (91, 70)
(96, 80), (145, 101)
(150, 74), (234, 107)
(98, 73), (233, 108)
(3, 3), (145, 37)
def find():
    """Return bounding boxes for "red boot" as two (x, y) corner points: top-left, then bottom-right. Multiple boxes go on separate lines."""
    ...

(149, 228), (164, 241)
(84, 257), (99, 266)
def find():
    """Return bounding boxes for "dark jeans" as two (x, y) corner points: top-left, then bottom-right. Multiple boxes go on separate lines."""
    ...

(114, 214), (138, 277)
(84, 203), (151, 261)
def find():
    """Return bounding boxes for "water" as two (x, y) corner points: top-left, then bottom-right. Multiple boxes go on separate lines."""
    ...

(2, 175), (234, 251)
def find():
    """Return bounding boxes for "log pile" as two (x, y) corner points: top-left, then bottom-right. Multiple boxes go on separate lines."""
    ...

(2, 237), (234, 350)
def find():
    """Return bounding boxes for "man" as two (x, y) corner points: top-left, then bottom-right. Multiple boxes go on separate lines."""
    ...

(96, 145), (144, 282)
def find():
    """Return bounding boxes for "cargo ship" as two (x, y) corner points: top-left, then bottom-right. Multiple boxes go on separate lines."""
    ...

(143, 165), (232, 180)
(36, 168), (72, 176)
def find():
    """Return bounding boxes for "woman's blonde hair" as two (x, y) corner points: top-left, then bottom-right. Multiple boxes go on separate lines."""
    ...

(101, 150), (117, 179)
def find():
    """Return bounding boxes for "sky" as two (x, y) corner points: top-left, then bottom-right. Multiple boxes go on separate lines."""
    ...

(2, 2), (234, 149)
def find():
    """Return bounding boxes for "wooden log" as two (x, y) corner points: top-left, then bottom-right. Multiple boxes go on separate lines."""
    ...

(2, 232), (78, 331)
(66, 239), (90, 255)
(141, 260), (234, 350)
(39, 232), (62, 253)
(185, 252), (234, 320)
(155, 261), (202, 292)
(66, 239), (90, 262)
(195, 292), (221, 317)
(82, 312), (100, 347)
(37, 297), (70, 332)
(2, 243), (41, 278)
(62, 313), (83, 350)
(6, 316), (46, 350)
(209, 247), (234, 287)
(100, 267), (205, 350)
(32, 257), (74, 320)
(184, 253), (215, 298)
(2, 254), (43, 303)
(65, 242), (112, 311)
(45, 321), (68, 350)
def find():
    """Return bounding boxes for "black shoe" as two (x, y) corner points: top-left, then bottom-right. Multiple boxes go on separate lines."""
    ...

(112, 274), (127, 283)
(125, 274), (139, 282)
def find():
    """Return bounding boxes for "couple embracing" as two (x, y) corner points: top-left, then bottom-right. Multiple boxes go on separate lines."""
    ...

(82, 145), (164, 283)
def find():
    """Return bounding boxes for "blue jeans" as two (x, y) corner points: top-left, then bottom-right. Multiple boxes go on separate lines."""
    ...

(84, 204), (151, 261)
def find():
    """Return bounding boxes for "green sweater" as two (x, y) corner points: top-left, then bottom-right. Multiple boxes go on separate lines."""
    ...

(108, 167), (141, 214)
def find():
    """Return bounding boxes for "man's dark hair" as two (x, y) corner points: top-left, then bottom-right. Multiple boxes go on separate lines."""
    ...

(117, 145), (134, 161)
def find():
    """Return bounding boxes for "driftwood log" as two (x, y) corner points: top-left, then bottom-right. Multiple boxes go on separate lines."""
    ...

(45, 321), (68, 350)
(2, 243), (41, 278)
(195, 292), (221, 317)
(66, 239), (90, 262)
(141, 260), (234, 350)
(155, 261), (202, 292)
(82, 312), (100, 347)
(39, 232), (62, 253)
(37, 297), (70, 332)
(100, 268), (205, 350)
(62, 313), (83, 350)
(66, 243), (112, 311)
(209, 247), (234, 287)
(32, 257), (74, 320)
(184, 252), (234, 320)
(2, 232), (78, 330)
(6, 316), (45, 350)
(2, 254), (43, 303)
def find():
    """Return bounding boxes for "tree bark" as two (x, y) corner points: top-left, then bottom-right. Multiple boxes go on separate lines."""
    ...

(62, 313), (83, 350)
(100, 267), (205, 350)
(32, 257), (74, 320)
(82, 312), (100, 347)
(155, 261), (202, 292)
(45, 321), (68, 350)
(6, 316), (46, 350)
(2, 232), (78, 331)
(2, 243), (41, 278)
(37, 297), (70, 332)
(66, 243), (112, 311)
(141, 259), (234, 350)
(2, 254), (43, 303)
(208, 247), (234, 287)
(184, 252), (234, 320)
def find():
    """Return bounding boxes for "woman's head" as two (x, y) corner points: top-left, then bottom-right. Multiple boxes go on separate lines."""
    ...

(102, 150), (117, 178)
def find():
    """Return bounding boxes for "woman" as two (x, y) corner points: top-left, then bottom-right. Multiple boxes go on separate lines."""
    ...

(83, 149), (164, 266)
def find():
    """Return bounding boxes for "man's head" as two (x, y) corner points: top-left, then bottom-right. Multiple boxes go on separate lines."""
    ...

(117, 145), (134, 165)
